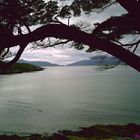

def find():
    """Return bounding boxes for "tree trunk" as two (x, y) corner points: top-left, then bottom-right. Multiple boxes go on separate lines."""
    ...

(0, 44), (27, 74)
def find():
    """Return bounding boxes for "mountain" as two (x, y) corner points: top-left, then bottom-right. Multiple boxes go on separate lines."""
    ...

(67, 57), (121, 66)
(18, 57), (122, 67)
(18, 59), (60, 67)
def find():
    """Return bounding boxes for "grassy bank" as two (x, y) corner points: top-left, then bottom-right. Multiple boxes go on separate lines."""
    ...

(1, 63), (44, 74)
(0, 124), (140, 140)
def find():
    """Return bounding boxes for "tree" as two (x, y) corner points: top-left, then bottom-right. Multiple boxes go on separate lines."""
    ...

(0, 0), (140, 73)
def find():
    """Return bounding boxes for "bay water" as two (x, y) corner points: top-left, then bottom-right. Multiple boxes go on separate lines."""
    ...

(0, 66), (140, 134)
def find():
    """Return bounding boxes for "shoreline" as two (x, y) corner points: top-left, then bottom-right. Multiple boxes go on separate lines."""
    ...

(0, 123), (140, 140)
(0, 63), (44, 74)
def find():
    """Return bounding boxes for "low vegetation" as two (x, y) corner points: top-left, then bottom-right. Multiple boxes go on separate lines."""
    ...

(1, 63), (43, 74)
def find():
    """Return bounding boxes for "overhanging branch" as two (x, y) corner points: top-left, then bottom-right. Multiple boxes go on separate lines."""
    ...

(1, 24), (140, 71)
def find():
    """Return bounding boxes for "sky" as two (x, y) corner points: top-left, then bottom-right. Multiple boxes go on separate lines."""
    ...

(19, 0), (128, 65)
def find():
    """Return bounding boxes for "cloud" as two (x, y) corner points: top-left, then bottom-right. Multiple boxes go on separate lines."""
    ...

(20, 45), (97, 65)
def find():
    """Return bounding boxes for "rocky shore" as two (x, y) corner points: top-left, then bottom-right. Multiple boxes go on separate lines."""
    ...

(0, 123), (140, 140)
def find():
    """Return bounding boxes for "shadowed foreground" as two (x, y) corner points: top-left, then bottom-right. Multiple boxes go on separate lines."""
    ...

(0, 124), (140, 140)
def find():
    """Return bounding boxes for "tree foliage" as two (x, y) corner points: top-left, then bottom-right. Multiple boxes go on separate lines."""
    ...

(0, 0), (140, 73)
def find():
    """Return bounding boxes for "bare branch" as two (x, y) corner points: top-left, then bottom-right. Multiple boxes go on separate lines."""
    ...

(114, 39), (140, 52)
(0, 48), (10, 60)
(33, 38), (70, 49)
(115, 39), (140, 46)
(133, 43), (139, 53)
(52, 16), (65, 25)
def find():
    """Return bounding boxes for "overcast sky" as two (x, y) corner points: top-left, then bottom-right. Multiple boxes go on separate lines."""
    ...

(19, 1), (127, 65)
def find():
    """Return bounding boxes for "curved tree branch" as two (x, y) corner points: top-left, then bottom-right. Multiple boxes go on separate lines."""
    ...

(1, 24), (140, 71)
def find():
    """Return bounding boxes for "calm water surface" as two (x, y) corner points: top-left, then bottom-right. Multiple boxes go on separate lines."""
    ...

(0, 66), (140, 134)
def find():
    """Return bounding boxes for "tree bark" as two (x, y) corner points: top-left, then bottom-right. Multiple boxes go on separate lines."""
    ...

(0, 24), (140, 71)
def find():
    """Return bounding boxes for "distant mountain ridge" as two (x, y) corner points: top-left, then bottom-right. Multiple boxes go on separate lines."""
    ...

(18, 57), (122, 67)
(67, 57), (121, 66)
(18, 59), (60, 66)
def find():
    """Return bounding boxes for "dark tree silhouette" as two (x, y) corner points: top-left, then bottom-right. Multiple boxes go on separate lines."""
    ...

(0, 0), (140, 73)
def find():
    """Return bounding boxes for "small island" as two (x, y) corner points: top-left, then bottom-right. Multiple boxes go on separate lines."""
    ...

(1, 63), (44, 74)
